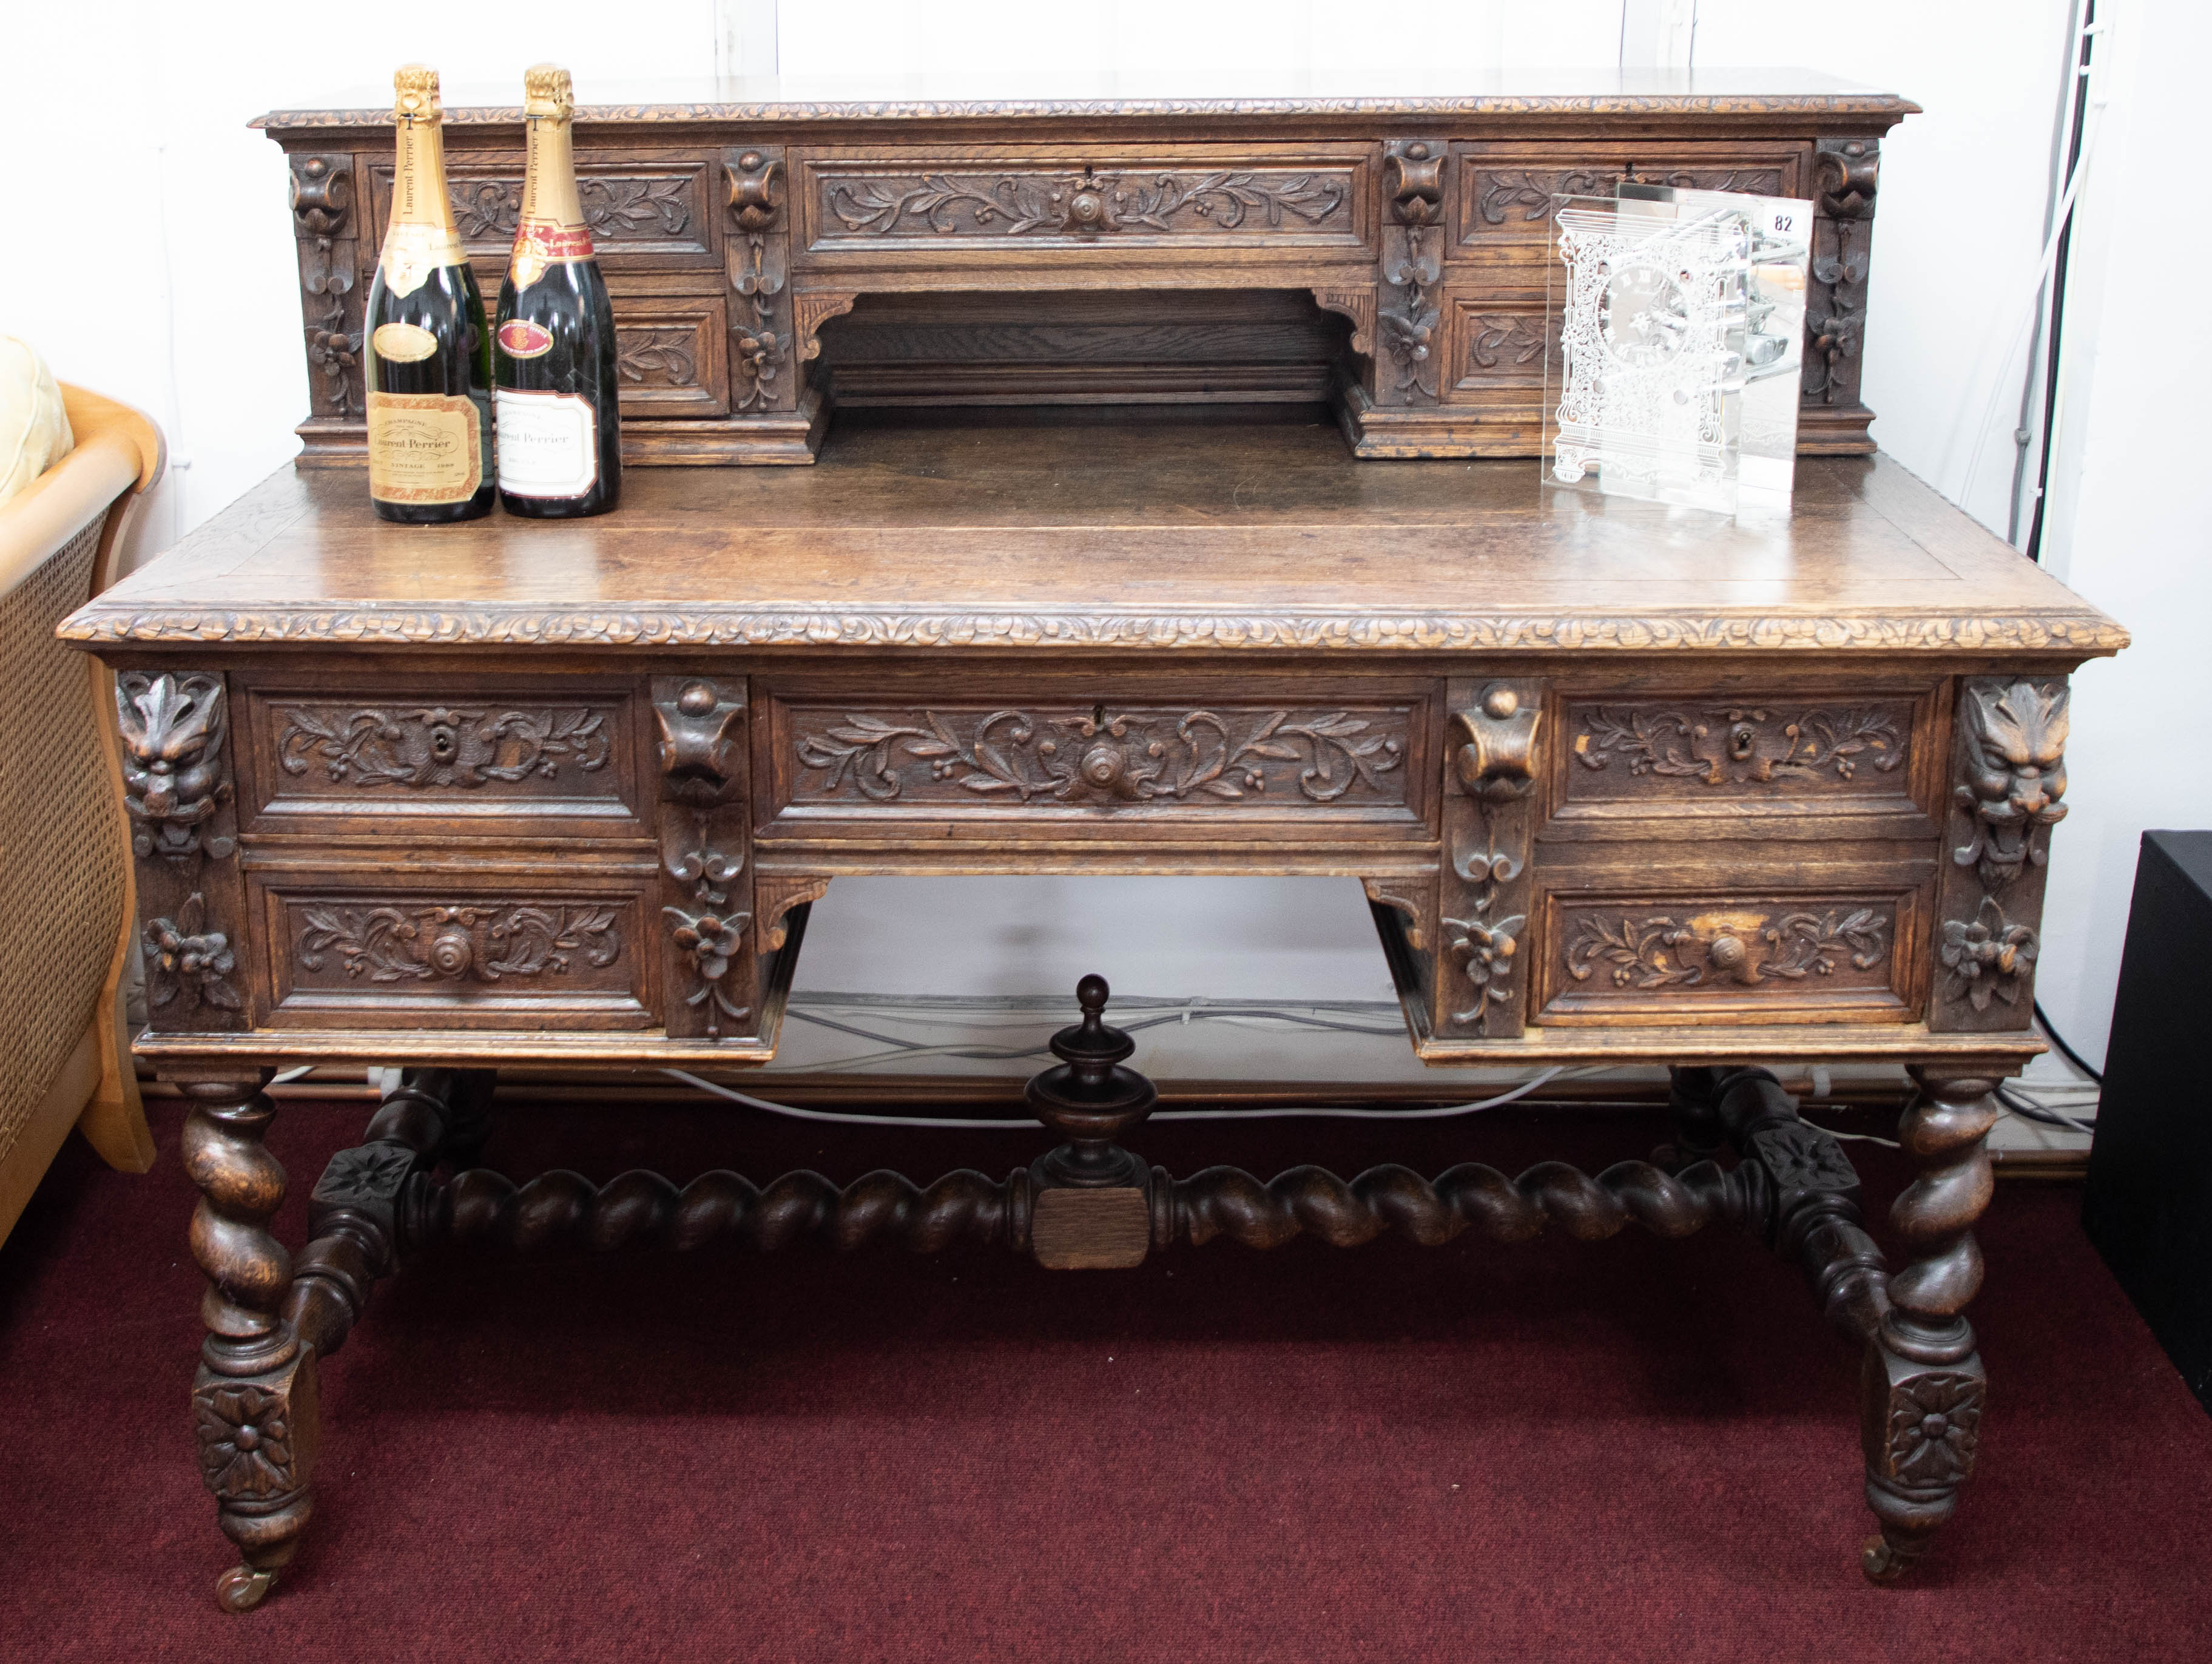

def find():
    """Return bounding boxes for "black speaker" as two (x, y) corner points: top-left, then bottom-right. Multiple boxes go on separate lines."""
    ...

(2082, 830), (2212, 1414)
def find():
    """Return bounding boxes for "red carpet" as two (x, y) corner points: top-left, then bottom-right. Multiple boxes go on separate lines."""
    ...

(4, 1094), (2208, 1662)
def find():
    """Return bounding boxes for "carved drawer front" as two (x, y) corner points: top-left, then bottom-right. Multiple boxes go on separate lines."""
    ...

(1445, 300), (1557, 394)
(795, 144), (1378, 261)
(1532, 888), (1921, 1026)
(609, 294), (730, 416)
(368, 151), (717, 268)
(1547, 691), (1935, 836)
(764, 692), (1430, 833)
(1451, 141), (1808, 263)
(254, 873), (658, 1029)
(237, 684), (649, 837)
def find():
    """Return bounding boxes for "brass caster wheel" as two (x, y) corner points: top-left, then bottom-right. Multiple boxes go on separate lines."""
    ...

(1861, 1535), (1913, 1585)
(215, 1564), (277, 1612)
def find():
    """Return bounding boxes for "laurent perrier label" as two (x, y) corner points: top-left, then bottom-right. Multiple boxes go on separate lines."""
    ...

(493, 388), (598, 497)
(367, 392), (484, 503)
(363, 63), (493, 522)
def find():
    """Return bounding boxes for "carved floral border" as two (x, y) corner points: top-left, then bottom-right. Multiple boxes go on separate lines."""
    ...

(63, 607), (2129, 654)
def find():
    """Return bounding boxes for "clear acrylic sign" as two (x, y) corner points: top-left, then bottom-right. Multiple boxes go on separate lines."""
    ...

(1545, 183), (1813, 516)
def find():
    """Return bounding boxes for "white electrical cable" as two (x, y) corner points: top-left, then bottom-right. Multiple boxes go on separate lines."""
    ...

(662, 1065), (1576, 1129)
(1958, 12), (2110, 522)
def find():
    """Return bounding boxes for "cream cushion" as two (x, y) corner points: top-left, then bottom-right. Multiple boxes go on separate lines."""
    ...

(0, 336), (76, 507)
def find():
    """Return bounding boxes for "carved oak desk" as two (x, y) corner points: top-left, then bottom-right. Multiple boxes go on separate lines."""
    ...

(59, 418), (2123, 1608)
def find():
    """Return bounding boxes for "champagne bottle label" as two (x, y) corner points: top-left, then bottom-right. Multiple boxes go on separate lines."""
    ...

(494, 387), (599, 498)
(496, 319), (555, 359)
(372, 322), (439, 362)
(510, 223), (596, 291)
(368, 391), (484, 504)
(379, 222), (470, 299)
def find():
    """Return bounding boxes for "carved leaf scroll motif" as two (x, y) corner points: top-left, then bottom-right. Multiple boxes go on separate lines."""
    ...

(1465, 313), (1548, 372)
(1566, 907), (1892, 991)
(294, 904), (622, 984)
(822, 166), (1347, 238)
(615, 328), (700, 388)
(1470, 167), (1784, 229)
(274, 705), (610, 790)
(792, 707), (1405, 805)
(450, 175), (692, 240)
(1573, 705), (1907, 786)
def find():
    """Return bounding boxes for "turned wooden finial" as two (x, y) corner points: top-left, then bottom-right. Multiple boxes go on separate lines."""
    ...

(1025, 976), (1157, 1188)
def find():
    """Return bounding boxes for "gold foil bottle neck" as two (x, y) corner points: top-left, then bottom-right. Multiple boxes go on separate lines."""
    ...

(523, 64), (575, 120)
(394, 64), (443, 124)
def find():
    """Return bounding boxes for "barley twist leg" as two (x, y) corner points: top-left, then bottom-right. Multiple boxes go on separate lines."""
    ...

(1860, 1069), (1998, 1583)
(178, 1069), (317, 1614)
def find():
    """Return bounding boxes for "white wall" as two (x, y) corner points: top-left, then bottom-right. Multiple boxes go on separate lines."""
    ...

(4, 1), (2191, 1075)
(2029, 0), (2212, 1067)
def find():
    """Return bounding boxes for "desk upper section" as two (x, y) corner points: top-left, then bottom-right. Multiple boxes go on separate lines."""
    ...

(62, 419), (2122, 660)
(257, 72), (1915, 468)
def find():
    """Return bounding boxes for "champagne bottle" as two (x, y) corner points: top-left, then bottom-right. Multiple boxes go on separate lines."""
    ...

(494, 64), (622, 517)
(363, 65), (493, 523)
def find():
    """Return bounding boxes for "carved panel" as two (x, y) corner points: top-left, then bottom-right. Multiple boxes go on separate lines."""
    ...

(1377, 139), (1446, 405)
(1449, 305), (1553, 390)
(241, 686), (643, 830)
(1871, 1365), (1983, 1489)
(288, 152), (363, 421)
(270, 702), (613, 790)
(1435, 679), (1542, 1038)
(293, 902), (624, 985)
(1744, 1121), (1861, 1195)
(654, 677), (755, 1040)
(1452, 150), (1792, 251)
(725, 146), (794, 414)
(1806, 135), (1878, 410)
(612, 299), (730, 416)
(119, 668), (249, 1033)
(1930, 675), (2066, 1033)
(1563, 699), (1915, 800)
(1537, 893), (1910, 1022)
(193, 1379), (308, 1503)
(808, 161), (1358, 245)
(260, 882), (655, 1023)
(779, 703), (1413, 812)
(366, 155), (713, 261)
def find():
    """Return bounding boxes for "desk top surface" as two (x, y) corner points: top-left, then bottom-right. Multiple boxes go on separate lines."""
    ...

(254, 68), (1917, 130)
(62, 418), (2125, 659)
